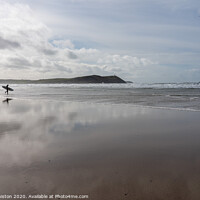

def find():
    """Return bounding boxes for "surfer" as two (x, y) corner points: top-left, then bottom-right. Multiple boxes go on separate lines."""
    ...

(5, 84), (9, 95)
(2, 84), (14, 94)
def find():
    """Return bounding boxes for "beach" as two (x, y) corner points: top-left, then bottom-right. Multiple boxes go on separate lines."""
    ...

(1, 0), (200, 199)
(0, 95), (200, 200)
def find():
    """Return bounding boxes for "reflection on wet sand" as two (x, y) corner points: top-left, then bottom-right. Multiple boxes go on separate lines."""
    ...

(0, 99), (200, 199)
(2, 98), (13, 105)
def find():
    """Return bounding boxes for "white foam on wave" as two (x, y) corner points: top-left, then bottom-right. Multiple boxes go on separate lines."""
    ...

(11, 82), (200, 89)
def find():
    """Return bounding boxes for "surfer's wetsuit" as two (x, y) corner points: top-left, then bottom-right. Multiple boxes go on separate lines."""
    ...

(5, 85), (9, 95)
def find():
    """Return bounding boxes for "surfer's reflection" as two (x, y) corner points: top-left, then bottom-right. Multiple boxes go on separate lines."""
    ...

(2, 98), (13, 105)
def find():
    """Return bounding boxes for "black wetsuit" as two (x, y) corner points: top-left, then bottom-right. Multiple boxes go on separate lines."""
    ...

(5, 85), (9, 95)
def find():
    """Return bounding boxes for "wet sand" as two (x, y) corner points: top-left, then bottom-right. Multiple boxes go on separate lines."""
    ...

(0, 98), (200, 199)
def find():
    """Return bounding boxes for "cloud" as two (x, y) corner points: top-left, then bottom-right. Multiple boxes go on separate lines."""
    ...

(0, 1), (199, 82)
(54, 64), (72, 73)
(0, 2), (63, 78)
(68, 51), (78, 59)
(97, 55), (154, 66)
(0, 36), (20, 49)
(42, 48), (57, 55)
(52, 39), (74, 49)
(6, 57), (32, 69)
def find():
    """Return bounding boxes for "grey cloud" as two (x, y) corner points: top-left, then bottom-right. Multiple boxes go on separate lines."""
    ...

(38, 69), (52, 73)
(111, 68), (123, 72)
(55, 64), (72, 73)
(43, 49), (57, 55)
(32, 60), (42, 68)
(6, 65), (27, 69)
(68, 51), (78, 59)
(0, 36), (20, 49)
(6, 57), (32, 69)
(10, 58), (31, 66)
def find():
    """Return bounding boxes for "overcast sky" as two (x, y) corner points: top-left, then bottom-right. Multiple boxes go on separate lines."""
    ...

(0, 0), (200, 82)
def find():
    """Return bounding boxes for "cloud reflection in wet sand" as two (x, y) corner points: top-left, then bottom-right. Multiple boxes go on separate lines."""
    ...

(0, 99), (200, 199)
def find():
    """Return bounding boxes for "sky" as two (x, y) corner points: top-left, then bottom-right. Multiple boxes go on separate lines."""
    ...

(0, 0), (200, 82)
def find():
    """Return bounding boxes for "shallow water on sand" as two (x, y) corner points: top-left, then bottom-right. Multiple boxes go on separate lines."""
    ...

(0, 98), (200, 199)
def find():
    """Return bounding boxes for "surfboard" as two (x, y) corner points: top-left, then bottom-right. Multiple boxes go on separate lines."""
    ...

(2, 86), (14, 91)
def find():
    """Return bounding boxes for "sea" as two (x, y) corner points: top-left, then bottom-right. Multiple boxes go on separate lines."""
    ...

(2, 82), (200, 111)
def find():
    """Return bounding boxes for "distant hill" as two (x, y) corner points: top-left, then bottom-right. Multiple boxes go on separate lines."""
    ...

(0, 75), (126, 84)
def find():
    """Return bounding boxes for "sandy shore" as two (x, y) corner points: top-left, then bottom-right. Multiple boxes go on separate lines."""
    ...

(0, 98), (200, 199)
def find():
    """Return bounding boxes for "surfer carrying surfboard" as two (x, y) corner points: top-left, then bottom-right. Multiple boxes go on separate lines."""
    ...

(2, 85), (14, 95)
(5, 85), (9, 95)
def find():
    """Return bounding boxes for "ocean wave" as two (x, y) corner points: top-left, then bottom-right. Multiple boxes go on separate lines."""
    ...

(10, 82), (200, 89)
